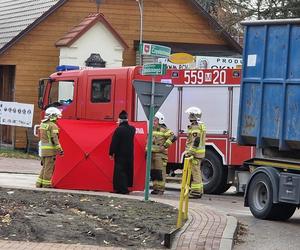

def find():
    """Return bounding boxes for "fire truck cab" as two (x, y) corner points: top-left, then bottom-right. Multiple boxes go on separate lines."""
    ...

(38, 66), (253, 194)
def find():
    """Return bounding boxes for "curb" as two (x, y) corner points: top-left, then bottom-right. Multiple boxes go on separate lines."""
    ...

(165, 183), (181, 192)
(0, 171), (37, 175)
(170, 213), (194, 250)
(219, 215), (238, 250)
(164, 227), (181, 248)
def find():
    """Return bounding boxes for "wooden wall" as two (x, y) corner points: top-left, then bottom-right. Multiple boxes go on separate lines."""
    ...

(0, 0), (229, 148)
(0, 65), (15, 145)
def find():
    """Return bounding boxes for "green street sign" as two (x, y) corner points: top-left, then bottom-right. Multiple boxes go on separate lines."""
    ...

(142, 63), (167, 76)
(151, 44), (171, 57)
(141, 43), (171, 58)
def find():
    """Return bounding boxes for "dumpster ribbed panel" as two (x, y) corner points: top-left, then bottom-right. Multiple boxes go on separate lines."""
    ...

(238, 22), (300, 150)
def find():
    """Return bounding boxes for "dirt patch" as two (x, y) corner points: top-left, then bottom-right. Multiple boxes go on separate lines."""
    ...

(234, 221), (248, 245)
(0, 188), (178, 248)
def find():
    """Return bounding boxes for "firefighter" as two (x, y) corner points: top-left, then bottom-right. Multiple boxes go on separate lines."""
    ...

(36, 107), (63, 188)
(185, 106), (206, 198)
(151, 112), (177, 195)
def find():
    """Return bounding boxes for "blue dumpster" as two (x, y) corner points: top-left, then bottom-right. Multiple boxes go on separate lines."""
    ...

(238, 19), (300, 150)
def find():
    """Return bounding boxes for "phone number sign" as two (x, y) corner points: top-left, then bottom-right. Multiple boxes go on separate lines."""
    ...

(0, 101), (34, 127)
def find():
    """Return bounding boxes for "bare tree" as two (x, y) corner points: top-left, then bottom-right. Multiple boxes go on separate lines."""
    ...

(197, 0), (300, 42)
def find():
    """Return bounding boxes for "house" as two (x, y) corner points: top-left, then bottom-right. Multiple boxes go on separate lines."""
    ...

(0, 0), (242, 148)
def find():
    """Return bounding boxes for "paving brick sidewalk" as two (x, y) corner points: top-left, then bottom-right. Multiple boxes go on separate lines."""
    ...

(174, 207), (226, 250)
(0, 157), (235, 250)
(152, 197), (228, 250)
(0, 157), (40, 174)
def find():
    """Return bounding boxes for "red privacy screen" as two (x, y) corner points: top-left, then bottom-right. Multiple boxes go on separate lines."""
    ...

(52, 119), (147, 192)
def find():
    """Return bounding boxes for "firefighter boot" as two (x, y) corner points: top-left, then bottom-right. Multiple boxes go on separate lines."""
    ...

(189, 190), (203, 199)
(36, 178), (43, 188)
(151, 190), (164, 195)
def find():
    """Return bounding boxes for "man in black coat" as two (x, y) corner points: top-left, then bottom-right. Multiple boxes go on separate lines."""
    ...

(109, 110), (136, 194)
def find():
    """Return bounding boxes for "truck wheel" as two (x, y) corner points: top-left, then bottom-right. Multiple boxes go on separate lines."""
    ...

(271, 203), (296, 220)
(202, 149), (229, 194)
(248, 173), (296, 220)
(248, 173), (276, 219)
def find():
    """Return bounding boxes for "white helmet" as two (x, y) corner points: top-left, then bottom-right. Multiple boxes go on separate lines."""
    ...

(185, 106), (202, 121)
(154, 111), (165, 124)
(45, 107), (62, 120)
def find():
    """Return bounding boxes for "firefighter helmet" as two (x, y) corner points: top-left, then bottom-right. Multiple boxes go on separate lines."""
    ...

(45, 107), (62, 120)
(155, 111), (165, 124)
(185, 106), (202, 121)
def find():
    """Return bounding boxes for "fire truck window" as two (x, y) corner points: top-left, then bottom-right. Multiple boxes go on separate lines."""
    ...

(91, 79), (111, 103)
(49, 81), (74, 107)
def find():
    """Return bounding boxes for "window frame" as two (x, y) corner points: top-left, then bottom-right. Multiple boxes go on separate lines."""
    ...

(90, 79), (112, 103)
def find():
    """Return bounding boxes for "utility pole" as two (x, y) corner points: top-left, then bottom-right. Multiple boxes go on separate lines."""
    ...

(92, 0), (102, 13)
(136, 0), (144, 65)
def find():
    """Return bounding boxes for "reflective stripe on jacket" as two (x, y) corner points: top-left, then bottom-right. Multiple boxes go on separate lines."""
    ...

(186, 122), (206, 158)
(39, 120), (62, 157)
(151, 125), (176, 155)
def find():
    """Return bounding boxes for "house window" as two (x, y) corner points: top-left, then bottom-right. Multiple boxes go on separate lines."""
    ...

(91, 79), (111, 103)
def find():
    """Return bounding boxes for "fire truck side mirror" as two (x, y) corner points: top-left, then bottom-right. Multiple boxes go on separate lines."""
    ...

(38, 97), (43, 109)
(38, 79), (46, 109)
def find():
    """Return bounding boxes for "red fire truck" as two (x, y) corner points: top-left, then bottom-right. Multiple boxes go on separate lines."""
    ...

(38, 66), (253, 194)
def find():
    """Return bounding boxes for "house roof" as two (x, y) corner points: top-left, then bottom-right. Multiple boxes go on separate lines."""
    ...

(0, 0), (242, 55)
(55, 13), (128, 48)
(0, 0), (67, 54)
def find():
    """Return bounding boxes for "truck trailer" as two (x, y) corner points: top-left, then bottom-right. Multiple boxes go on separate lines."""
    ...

(239, 19), (300, 220)
(38, 66), (253, 194)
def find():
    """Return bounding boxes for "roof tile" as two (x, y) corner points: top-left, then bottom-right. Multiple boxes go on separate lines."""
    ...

(55, 13), (128, 48)
(0, 0), (63, 51)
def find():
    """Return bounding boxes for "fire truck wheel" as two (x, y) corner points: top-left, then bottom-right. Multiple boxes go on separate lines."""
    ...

(218, 183), (232, 194)
(202, 149), (229, 194)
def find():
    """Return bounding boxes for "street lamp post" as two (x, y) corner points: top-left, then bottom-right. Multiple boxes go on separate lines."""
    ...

(136, 0), (143, 65)
(94, 0), (103, 12)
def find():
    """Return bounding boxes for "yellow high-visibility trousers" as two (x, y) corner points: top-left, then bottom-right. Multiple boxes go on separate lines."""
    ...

(151, 153), (167, 192)
(190, 158), (203, 197)
(36, 156), (55, 188)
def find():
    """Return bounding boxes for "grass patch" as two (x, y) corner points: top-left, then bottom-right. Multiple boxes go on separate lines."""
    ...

(0, 148), (39, 160)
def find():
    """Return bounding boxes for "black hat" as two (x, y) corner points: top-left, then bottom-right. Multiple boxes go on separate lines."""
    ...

(119, 110), (128, 119)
